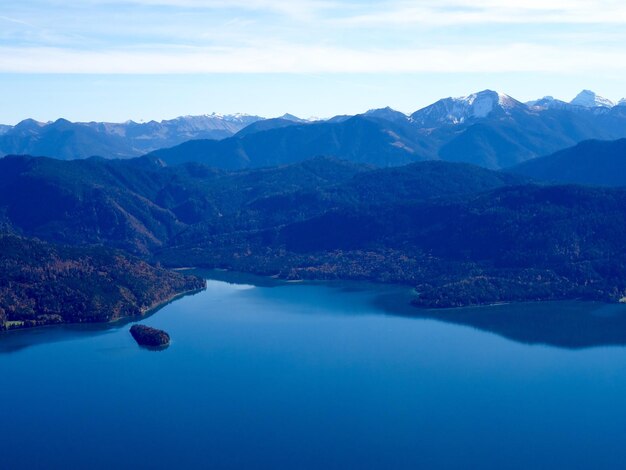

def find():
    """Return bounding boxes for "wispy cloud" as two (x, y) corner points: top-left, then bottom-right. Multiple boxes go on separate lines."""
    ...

(64, 0), (340, 19)
(2, 43), (626, 74)
(335, 0), (626, 26)
(0, 15), (36, 26)
(2, 0), (625, 76)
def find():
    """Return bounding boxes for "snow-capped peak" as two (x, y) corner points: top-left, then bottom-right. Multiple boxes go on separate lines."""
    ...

(410, 90), (522, 127)
(198, 112), (261, 122)
(457, 90), (516, 107)
(526, 95), (575, 110)
(168, 113), (263, 124)
(527, 96), (555, 106)
(570, 90), (614, 108)
(617, 98), (626, 107)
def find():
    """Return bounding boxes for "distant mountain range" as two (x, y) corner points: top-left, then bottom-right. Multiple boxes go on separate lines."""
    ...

(0, 113), (263, 160)
(3, 89), (626, 169)
(150, 89), (626, 170)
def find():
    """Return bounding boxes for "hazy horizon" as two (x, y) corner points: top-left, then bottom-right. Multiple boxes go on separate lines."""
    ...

(1, 79), (623, 126)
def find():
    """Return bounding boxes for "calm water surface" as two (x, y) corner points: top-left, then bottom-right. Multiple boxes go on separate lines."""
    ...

(2, 271), (626, 469)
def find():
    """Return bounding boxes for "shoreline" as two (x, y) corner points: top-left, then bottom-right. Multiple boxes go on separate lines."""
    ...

(3, 268), (624, 338)
(191, 267), (626, 311)
(0, 285), (206, 336)
(195, 267), (626, 313)
(139, 285), (206, 318)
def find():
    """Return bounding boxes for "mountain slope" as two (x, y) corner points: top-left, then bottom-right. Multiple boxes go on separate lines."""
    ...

(233, 118), (303, 138)
(410, 89), (626, 168)
(0, 155), (368, 253)
(246, 160), (527, 226)
(0, 154), (522, 256)
(511, 139), (626, 187)
(0, 119), (133, 160)
(148, 115), (433, 169)
(570, 90), (615, 108)
(410, 90), (525, 127)
(0, 235), (204, 330)
(0, 155), (186, 253)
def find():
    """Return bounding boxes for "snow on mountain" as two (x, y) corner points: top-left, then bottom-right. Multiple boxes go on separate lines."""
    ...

(81, 113), (265, 143)
(0, 113), (267, 158)
(410, 90), (524, 127)
(170, 113), (263, 129)
(220, 113), (263, 124)
(526, 96), (573, 110)
(526, 96), (553, 107)
(570, 90), (615, 108)
(617, 99), (626, 107)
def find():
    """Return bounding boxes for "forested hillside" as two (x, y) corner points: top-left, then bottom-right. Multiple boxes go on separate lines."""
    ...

(3, 153), (626, 311)
(0, 235), (204, 330)
(511, 139), (626, 186)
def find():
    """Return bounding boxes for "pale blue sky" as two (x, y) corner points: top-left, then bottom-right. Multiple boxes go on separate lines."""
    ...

(1, 0), (625, 123)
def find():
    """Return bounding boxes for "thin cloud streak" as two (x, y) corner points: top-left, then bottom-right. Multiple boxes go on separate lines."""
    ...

(0, 15), (36, 27)
(336, 0), (626, 26)
(69, 0), (341, 19)
(2, 43), (626, 74)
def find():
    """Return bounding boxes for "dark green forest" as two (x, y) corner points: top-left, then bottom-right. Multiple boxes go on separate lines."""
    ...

(0, 235), (204, 330)
(2, 152), (626, 316)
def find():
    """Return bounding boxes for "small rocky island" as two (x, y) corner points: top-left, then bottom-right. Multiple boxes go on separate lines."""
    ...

(130, 325), (171, 348)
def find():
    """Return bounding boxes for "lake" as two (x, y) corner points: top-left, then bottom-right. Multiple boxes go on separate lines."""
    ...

(2, 271), (626, 469)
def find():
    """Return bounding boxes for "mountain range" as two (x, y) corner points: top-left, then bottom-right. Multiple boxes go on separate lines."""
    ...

(0, 113), (262, 160)
(3, 90), (625, 169)
(150, 89), (626, 170)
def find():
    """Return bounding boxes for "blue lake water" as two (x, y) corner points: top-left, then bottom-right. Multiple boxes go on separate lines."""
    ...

(3, 271), (626, 469)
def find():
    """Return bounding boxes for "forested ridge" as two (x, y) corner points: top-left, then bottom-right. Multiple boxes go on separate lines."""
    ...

(2, 150), (626, 320)
(0, 235), (204, 330)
